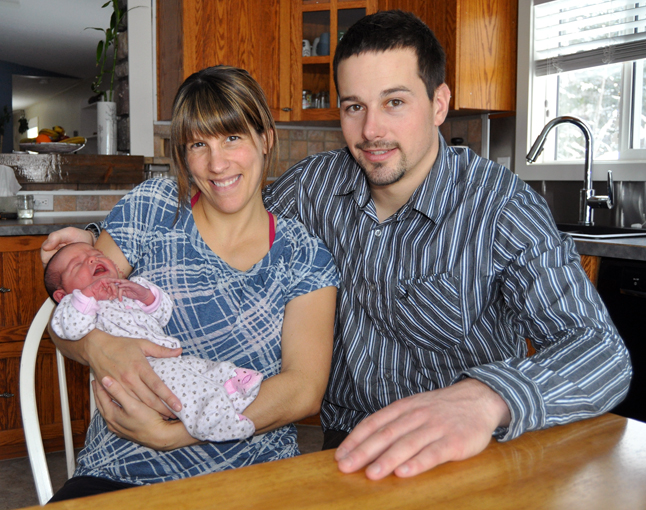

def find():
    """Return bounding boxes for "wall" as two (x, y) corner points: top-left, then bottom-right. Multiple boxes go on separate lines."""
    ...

(23, 78), (94, 147)
(0, 60), (71, 153)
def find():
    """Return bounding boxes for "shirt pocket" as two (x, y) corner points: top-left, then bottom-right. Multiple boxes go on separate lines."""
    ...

(395, 272), (464, 352)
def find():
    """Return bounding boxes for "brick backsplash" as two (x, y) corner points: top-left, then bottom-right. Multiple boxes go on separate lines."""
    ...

(275, 127), (346, 177)
(274, 119), (483, 178)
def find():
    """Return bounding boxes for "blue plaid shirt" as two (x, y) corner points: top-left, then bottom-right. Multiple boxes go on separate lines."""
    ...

(263, 134), (631, 441)
(74, 178), (338, 484)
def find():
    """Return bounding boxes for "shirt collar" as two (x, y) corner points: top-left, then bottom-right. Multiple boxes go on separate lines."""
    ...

(332, 135), (456, 220)
(332, 148), (372, 209)
(407, 133), (455, 223)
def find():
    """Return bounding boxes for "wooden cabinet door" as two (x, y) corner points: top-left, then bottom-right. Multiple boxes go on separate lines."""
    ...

(380, 0), (517, 112)
(0, 236), (90, 460)
(182, 0), (292, 121)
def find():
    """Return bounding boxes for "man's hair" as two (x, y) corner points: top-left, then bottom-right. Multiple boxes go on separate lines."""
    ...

(43, 243), (76, 303)
(333, 10), (446, 101)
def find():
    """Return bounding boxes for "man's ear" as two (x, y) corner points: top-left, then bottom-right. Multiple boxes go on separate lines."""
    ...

(53, 288), (66, 304)
(433, 83), (451, 127)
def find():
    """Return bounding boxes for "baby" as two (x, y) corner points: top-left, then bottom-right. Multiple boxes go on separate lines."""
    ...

(44, 242), (262, 442)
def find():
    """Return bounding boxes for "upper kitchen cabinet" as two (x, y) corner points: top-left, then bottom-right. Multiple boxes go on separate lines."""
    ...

(157, 0), (378, 122)
(180, 0), (287, 119)
(381, 0), (518, 112)
(157, 0), (516, 121)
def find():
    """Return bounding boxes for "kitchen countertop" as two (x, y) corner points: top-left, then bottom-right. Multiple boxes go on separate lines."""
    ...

(573, 236), (646, 262)
(2, 215), (646, 262)
(0, 213), (106, 236)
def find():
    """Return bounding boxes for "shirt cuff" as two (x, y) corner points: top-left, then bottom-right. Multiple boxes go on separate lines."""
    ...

(70, 289), (100, 315)
(458, 363), (546, 442)
(84, 223), (102, 243)
(136, 284), (162, 314)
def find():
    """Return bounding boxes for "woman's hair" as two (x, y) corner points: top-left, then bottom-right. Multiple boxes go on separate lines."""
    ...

(171, 65), (278, 208)
(333, 10), (446, 101)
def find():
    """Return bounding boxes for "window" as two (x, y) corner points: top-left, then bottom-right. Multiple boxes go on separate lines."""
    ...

(515, 0), (646, 181)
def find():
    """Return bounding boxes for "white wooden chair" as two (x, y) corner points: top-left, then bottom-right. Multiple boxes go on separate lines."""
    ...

(19, 298), (95, 505)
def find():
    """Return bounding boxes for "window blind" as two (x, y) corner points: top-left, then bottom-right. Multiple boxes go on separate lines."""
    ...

(534, 0), (646, 76)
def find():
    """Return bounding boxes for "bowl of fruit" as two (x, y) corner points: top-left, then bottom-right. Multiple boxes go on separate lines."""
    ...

(19, 126), (86, 154)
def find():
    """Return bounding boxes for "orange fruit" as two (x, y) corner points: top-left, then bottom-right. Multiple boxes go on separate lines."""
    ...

(35, 134), (52, 144)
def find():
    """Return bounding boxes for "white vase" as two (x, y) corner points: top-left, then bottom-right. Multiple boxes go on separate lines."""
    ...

(97, 101), (117, 155)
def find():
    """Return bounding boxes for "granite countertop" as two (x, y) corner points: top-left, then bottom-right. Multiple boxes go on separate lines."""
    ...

(0, 213), (107, 236)
(574, 237), (646, 262)
(2, 214), (646, 262)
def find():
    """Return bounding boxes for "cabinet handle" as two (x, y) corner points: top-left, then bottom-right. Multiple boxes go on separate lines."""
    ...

(282, 107), (292, 112)
(0, 393), (14, 398)
(0, 287), (10, 293)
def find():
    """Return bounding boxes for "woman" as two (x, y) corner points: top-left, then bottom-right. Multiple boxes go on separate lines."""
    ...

(43, 66), (338, 501)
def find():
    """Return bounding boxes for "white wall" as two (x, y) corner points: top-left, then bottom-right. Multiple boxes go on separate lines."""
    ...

(128, 0), (155, 157)
(23, 78), (94, 143)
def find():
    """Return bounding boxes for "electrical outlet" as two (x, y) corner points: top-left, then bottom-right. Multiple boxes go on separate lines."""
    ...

(33, 194), (53, 211)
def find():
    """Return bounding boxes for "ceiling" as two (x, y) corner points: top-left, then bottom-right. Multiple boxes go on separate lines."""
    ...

(0, 0), (112, 109)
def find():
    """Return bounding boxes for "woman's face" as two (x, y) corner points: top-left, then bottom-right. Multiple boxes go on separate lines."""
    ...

(185, 129), (268, 215)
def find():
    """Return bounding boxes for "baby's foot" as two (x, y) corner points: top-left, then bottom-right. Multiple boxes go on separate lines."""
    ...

(224, 368), (262, 396)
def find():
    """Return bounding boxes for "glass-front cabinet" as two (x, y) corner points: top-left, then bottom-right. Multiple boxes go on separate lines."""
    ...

(294, 0), (377, 121)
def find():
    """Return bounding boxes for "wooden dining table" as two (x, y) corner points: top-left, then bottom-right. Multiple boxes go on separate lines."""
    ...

(24, 413), (646, 510)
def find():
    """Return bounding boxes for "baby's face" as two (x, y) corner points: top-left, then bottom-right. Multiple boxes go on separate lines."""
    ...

(56, 243), (120, 294)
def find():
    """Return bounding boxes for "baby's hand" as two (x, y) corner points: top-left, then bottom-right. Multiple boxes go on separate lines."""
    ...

(113, 280), (155, 306)
(82, 279), (120, 301)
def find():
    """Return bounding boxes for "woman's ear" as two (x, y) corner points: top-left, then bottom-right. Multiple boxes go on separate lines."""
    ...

(262, 129), (274, 155)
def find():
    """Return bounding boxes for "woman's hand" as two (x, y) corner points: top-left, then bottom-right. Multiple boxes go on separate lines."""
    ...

(83, 329), (184, 418)
(93, 376), (200, 450)
(41, 227), (95, 266)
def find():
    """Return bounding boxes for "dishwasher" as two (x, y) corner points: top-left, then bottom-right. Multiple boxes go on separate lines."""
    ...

(596, 257), (646, 423)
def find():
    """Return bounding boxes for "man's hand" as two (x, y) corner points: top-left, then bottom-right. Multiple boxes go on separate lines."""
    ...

(93, 377), (199, 450)
(41, 227), (95, 266)
(335, 379), (511, 480)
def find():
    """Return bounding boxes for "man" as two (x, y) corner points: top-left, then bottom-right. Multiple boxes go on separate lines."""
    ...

(42, 10), (630, 482)
(262, 10), (631, 479)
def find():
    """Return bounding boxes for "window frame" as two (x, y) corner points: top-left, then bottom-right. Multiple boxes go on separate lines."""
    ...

(514, 0), (646, 182)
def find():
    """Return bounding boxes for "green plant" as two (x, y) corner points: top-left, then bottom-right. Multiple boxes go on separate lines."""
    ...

(0, 106), (11, 137)
(87, 0), (125, 102)
(18, 116), (29, 135)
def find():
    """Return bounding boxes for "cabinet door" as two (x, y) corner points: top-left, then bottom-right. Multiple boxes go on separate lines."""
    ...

(0, 236), (90, 460)
(182, 0), (291, 120)
(295, 0), (378, 121)
(381, 0), (517, 112)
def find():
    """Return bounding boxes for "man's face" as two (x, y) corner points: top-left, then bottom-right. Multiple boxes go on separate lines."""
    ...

(54, 243), (119, 295)
(337, 48), (450, 190)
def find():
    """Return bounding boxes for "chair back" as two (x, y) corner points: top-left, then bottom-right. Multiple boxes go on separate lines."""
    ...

(19, 298), (80, 505)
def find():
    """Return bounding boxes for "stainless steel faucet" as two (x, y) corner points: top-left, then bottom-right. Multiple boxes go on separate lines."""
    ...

(526, 116), (614, 226)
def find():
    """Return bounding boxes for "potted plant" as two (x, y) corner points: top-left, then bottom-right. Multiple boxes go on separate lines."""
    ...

(0, 106), (11, 153)
(87, 0), (125, 154)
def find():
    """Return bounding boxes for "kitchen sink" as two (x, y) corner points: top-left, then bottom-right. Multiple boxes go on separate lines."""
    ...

(557, 223), (646, 239)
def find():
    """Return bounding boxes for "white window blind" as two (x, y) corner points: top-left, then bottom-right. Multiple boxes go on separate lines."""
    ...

(534, 0), (646, 76)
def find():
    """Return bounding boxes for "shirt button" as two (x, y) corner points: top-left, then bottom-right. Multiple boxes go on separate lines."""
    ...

(384, 371), (392, 380)
(374, 229), (382, 237)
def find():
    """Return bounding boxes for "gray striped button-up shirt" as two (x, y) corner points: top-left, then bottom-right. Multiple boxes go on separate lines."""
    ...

(263, 135), (631, 441)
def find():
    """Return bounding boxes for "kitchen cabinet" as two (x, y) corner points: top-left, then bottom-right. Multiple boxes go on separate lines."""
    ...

(0, 235), (91, 460)
(163, 0), (516, 122)
(171, 0), (378, 122)
(377, 0), (517, 112)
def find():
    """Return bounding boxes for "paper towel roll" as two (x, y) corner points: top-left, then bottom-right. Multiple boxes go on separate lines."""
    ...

(0, 165), (21, 197)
